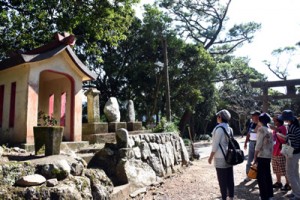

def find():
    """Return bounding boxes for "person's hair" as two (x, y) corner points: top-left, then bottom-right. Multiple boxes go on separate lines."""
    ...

(220, 116), (228, 123)
(216, 109), (231, 123)
(274, 116), (284, 126)
(259, 118), (268, 126)
(259, 113), (271, 127)
(291, 117), (300, 127)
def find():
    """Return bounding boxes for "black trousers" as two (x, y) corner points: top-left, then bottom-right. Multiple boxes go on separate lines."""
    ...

(216, 167), (234, 200)
(257, 157), (273, 200)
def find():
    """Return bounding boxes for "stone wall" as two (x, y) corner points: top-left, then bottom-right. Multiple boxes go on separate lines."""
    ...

(88, 129), (190, 193)
(0, 131), (190, 199)
(127, 131), (190, 175)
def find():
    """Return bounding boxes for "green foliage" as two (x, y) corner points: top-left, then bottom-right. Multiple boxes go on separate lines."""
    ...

(0, 0), (139, 61)
(216, 57), (265, 112)
(37, 111), (58, 126)
(0, 1), (265, 137)
(197, 134), (211, 141)
(96, 5), (217, 125)
(152, 117), (179, 133)
(100, 114), (108, 123)
(183, 138), (191, 146)
(156, 0), (261, 54)
(263, 46), (299, 80)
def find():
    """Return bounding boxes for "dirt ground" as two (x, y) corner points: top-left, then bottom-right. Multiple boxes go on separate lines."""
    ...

(138, 152), (295, 200)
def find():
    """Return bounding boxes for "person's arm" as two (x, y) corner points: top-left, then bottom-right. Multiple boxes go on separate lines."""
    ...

(269, 124), (276, 131)
(244, 133), (250, 150)
(208, 152), (215, 164)
(253, 150), (259, 164)
(208, 127), (222, 164)
(276, 126), (287, 143)
(254, 127), (263, 163)
(276, 132), (287, 143)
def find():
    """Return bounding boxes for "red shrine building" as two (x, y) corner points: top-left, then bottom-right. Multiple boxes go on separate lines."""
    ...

(0, 33), (96, 145)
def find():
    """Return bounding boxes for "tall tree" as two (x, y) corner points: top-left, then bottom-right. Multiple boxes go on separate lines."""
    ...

(0, 0), (139, 63)
(96, 5), (217, 128)
(156, 0), (261, 55)
(152, 0), (262, 136)
(263, 46), (299, 80)
(217, 57), (265, 110)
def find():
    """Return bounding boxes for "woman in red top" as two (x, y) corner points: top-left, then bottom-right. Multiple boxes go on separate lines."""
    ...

(269, 115), (291, 191)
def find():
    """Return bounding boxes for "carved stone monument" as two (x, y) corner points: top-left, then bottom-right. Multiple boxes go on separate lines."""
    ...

(86, 88), (101, 123)
(104, 97), (126, 132)
(104, 97), (121, 122)
(126, 100), (143, 131)
(82, 88), (108, 138)
(127, 100), (135, 122)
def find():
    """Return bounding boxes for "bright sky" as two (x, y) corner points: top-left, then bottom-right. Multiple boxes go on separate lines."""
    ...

(227, 0), (300, 82)
(136, 0), (300, 83)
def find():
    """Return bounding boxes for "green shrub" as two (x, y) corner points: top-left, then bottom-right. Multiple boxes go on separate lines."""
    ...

(152, 117), (179, 133)
(197, 134), (211, 141)
(183, 138), (191, 146)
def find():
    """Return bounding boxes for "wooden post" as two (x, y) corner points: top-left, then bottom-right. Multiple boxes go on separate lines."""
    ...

(262, 87), (268, 112)
(187, 125), (195, 160)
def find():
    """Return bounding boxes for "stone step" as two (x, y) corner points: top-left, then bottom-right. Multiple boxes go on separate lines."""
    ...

(76, 153), (94, 164)
(21, 141), (90, 153)
(83, 133), (116, 144)
(83, 130), (148, 144)
(77, 143), (105, 154)
(76, 144), (106, 165)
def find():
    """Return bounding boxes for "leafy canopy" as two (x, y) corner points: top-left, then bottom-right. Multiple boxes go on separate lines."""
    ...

(156, 0), (261, 55)
(0, 0), (139, 62)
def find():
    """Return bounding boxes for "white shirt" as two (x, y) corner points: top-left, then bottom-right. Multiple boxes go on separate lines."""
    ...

(211, 123), (233, 168)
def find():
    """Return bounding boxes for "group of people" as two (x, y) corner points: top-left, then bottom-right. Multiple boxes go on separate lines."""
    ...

(208, 109), (300, 200)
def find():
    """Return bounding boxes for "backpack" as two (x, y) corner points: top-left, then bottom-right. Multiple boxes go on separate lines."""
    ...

(217, 126), (244, 165)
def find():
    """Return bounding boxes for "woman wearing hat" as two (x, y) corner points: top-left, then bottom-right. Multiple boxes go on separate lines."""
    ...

(208, 109), (234, 200)
(253, 113), (274, 200)
(278, 110), (300, 200)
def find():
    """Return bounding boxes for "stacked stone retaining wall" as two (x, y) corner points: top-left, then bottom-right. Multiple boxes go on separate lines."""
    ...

(89, 129), (190, 193)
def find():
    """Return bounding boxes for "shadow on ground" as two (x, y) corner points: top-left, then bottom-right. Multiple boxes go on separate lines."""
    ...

(235, 179), (291, 200)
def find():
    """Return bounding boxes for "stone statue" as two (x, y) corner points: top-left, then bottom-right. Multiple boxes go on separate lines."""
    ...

(103, 97), (120, 122)
(127, 100), (135, 122)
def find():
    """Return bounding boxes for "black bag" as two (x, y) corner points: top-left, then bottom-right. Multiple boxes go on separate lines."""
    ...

(218, 126), (244, 165)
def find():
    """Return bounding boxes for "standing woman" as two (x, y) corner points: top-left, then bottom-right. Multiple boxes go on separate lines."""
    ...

(278, 110), (300, 199)
(269, 115), (291, 190)
(208, 109), (234, 200)
(253, 113), (274, 200)
(244, 110), (261, 181)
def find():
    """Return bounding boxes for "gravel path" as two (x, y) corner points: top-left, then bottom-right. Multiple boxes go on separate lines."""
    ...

(135, 144), (297, 200)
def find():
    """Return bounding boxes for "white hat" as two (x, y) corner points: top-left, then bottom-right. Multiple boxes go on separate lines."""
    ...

(216, 109), (231, 121)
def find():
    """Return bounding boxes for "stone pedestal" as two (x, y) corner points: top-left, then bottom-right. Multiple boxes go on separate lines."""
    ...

(82, 122), (108, 135)
(126, 122), (143, 131)
(108, 122), (127, 132)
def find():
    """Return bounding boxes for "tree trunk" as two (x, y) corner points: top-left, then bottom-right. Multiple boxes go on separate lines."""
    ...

(162, 38), (171, 121)
(179, 110), (193, 138)
(151, 73), (163, 122)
